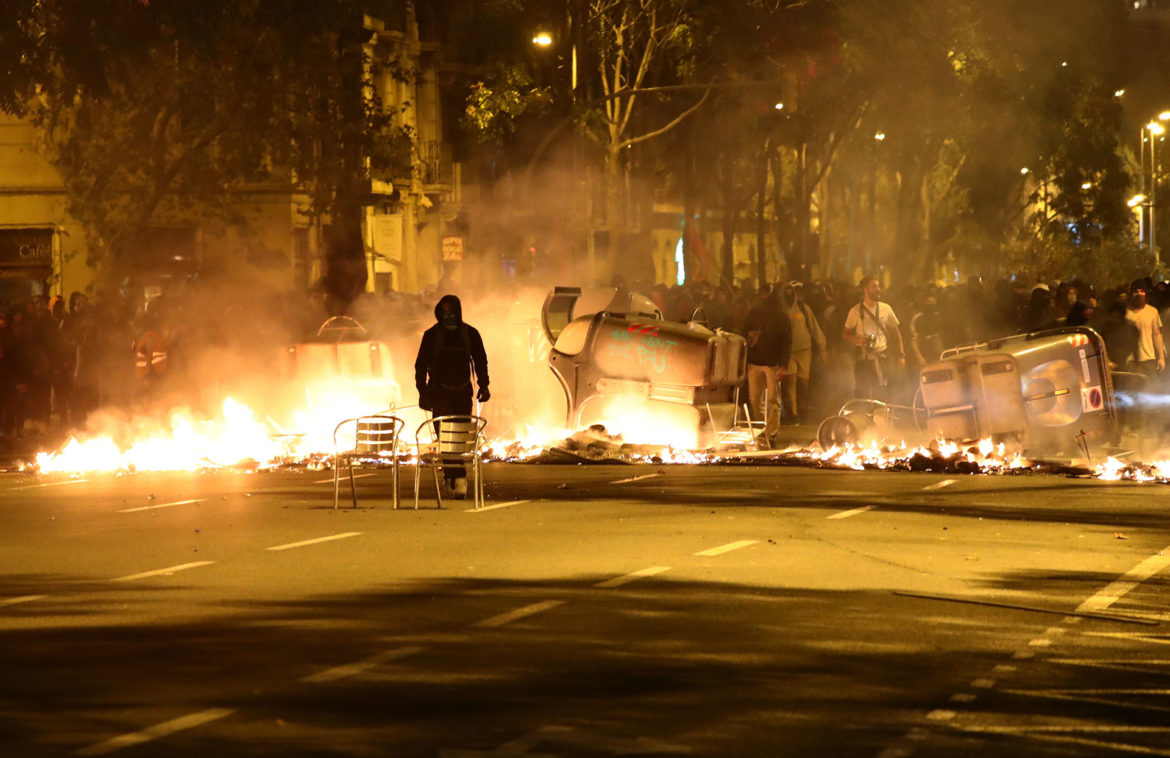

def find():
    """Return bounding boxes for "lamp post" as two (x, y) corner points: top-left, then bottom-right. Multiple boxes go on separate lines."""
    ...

(1148, 121), (1166, 265)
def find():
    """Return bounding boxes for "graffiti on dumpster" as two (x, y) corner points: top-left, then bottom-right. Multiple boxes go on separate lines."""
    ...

(606, 326), (678, 374)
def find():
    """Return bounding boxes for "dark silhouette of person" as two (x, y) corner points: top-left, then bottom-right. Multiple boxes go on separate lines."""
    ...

(414, 294), (489, 498)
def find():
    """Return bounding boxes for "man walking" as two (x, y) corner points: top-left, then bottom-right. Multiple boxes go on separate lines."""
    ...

(842, 276), (906, 402)
(415, 294), (490, 498)
(744, 285), (792, 447)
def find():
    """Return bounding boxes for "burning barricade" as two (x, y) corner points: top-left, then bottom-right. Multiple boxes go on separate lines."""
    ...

(540, 286), (748, 450)
(818, 326), (1118, 461)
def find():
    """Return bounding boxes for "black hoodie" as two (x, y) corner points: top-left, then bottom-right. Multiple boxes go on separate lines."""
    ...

(414, 294), (489, 400)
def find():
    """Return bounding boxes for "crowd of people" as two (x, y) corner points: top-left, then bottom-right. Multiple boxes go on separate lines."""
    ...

(1, 272), (1165, 451)
(0, 285), (436, 445)
(636, 273), (1168, 448)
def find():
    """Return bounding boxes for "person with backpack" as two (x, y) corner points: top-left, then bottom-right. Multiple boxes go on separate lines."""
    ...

(414, 294), (490, 499)
(842, 276), (906, 403)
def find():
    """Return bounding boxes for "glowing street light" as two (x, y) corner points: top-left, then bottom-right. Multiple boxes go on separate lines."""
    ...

(774, 102), (785, 111)
(1145, 120), (1168, 265)
(1020, 167), (1030, 175)
(1129, 194), (1147, 207)
(874, 132), (886, 142)
(532, 32), (553, 46)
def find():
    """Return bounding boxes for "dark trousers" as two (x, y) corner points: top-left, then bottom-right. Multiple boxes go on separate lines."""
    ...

(854, 357), (891, 403)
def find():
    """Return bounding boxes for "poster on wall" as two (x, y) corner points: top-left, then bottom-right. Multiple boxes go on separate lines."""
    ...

(441, 236), (464, 262)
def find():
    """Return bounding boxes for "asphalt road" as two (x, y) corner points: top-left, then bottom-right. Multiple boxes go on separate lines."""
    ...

(0, 462), (1167, 757)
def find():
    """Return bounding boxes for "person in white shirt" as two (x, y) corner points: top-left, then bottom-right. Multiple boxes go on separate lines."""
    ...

(842, 276), (905, 402)
(1125, 281), (1164, 377)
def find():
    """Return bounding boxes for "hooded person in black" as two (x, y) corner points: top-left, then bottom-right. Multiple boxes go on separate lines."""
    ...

(414, 294), (489, 496)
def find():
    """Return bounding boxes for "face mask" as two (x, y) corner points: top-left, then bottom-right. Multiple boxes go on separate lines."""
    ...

(440, 309), (458, 330)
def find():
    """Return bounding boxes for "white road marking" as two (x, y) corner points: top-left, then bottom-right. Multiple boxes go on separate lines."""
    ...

(75, 707), (235, 755)
(118, 499), (205, 513)
(0, 594), (46, 607)
(1077, 546), (1170, 613)
(926, 709), (956, 720)
(1085, 632), (1170, 647)
(609, 472), (662, 484)
(112, 561), (215, 582)
(266, 532), (362, 551)
(594, 566), (671, 589)
(971, 678), (996, 689)
(695, 540), (758, 557)
(1048, 658), (1170, 672)
(993, 664), (1017, 674)
(1029, 638), (1052, 647)
(953, 724), (1170, 757)
(465, 499), (529, 513)
(827, 505), (876, 520)
(1012, 650), (1036, 660)
(474, 600), (564, 628)
(313, 472), (376, 485)
(875, 748), (914, 758)
(12, 479), (89, 491)
(301, 645), (423, 683)
(950, 693), (977, 703)
(923, 478), (957, 491)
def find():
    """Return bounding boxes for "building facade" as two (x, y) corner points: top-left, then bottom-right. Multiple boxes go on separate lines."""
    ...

(0, 1), (460, 306)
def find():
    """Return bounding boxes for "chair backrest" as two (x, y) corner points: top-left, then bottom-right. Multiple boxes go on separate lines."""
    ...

(415, 415), (487, 457)
(335, 415), (403, 454)
(356, 416), (403, 453)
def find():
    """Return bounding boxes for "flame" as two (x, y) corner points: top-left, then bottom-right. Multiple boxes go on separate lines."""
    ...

(35, 398), (287, 474)
(21, 392), (1170, 488)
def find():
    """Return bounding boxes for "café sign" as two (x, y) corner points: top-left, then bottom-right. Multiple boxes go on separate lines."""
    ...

(0, 228), (53, 266)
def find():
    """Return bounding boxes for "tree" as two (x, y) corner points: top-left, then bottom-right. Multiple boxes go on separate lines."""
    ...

(0, 0), (400, 302)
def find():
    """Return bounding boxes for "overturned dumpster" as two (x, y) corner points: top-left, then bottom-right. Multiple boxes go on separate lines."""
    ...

(819, 327), (1117, 456)
(541, 287), (747, 449)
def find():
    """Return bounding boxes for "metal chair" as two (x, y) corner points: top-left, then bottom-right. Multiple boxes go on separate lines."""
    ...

(333, 415), (405, 509)
(413, 415), (488, 509)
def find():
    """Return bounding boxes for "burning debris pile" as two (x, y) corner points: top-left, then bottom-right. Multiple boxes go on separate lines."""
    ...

(1094, 456), (1170, 483)
(19, 403), (1168, 484)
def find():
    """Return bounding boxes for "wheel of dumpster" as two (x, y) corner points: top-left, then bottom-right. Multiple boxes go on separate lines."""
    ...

(817, 413), (875, 449)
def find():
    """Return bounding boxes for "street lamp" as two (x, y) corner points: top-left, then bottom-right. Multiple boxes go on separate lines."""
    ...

(1147, 120), (1166, 265)
(1130, 193), (1147, 244)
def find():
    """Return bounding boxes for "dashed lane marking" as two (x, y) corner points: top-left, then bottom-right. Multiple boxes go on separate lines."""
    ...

(12, 479), (89, 491)
(301, 646), (423, 683)
(74, 707), (236, 755)
(827, 505), (876, 520)
(474, 600), (564, 628)
(111, 561), (215, 582)
(118, 499), (205, 513)
(266, 532), (362, 551)
(695, 540), (758, 557)
(465, 499), (529, 513)
(1077, 546), (1170, 614)
(594, 566), (671, 588)
(609, 473), (662, 484)
(0, 594), (46, 607)
(312, 473), (376, 485)
(922, 479), (956, 491)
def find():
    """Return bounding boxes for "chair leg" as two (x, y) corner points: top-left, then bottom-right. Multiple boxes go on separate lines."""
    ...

(392, 459), (399, 510)
(333, 454), (341, 509)
(413, 462), (421, 510)
(431, 462), (444, 509)
(348, 459), (358, 508)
